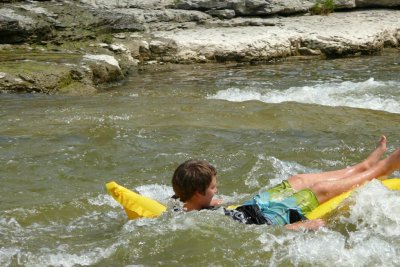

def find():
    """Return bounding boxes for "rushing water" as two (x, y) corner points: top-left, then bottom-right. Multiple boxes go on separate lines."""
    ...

(1, 50), (400, 267)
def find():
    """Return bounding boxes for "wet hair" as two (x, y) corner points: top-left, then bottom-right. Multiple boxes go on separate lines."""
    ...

(172, 159), (217, 202)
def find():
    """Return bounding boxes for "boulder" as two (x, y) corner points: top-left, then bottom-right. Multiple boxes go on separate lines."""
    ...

(0, 49), (125, 94)
(100, 11), (146, 32)
(0, 60), (87, 94)
(0, 8), (52, 44)
(82, 54), (124, 84)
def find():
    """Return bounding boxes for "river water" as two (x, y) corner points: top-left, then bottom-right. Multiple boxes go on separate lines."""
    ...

(1, 50), (400, 266)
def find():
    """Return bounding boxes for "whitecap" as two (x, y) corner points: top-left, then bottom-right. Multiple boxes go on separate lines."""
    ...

(342, 179), (400, 236)
(135, 184), (174, 203)
(266, 156), (320, 186)
(208, 78), (400, 114)
(21, 241), (125, 267)
(88, 194), (119, 208)
(0, 247), (20, 267)
(287, 230), (398, 267)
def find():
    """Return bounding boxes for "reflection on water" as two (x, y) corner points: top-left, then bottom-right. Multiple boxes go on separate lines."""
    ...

(1, 50), (400, 266)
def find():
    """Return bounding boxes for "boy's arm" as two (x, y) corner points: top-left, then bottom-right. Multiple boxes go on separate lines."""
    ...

(285, 219), (325, 231)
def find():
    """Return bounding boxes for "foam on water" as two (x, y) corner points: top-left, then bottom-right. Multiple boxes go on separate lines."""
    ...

(238, 157), (400, 266)
(136, 184), (174, 203)
(208, 78), (400, 114)
(88, 194), (120, 208)
(18, 240), (126, 267)
(0, 248), (21, 267)
(344, 180), (400, 236)
(60, 114), (133, 124)
(277, 179), (400, 267)
(0, 193), (132, 267)
(285, 229), (399, 267)
(4, 178), (394, 267)
(244, 155), (321, 190)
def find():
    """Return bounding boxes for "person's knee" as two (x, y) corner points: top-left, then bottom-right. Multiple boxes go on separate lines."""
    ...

(288, 175), (308, 191)
(309, 182), (330, 202)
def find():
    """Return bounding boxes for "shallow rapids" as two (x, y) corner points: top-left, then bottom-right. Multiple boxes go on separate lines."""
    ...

(1, 50), (400, 266)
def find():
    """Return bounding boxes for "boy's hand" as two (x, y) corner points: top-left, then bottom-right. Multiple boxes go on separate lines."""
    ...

(285, 219), (325, 231)
(210, 199), (223, 206)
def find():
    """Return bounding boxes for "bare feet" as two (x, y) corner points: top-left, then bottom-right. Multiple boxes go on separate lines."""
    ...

(364, 135), (387, 168)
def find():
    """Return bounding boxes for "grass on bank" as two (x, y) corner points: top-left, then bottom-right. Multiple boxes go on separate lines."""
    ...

(310, 0), (335, 15)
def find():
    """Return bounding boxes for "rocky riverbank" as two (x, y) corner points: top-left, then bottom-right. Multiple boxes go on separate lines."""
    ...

(0, 0), (399, 94)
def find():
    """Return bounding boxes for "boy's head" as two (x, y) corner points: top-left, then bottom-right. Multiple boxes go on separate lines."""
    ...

(172, 159), (217, 203)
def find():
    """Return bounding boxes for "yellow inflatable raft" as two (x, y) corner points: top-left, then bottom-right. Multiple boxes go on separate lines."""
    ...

(106, 178), (400, 220)
(306, 178), (400, 219)
(106, 181), (166, 219)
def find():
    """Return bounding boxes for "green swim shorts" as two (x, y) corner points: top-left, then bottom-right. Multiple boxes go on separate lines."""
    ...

(243, 180), (320, 225)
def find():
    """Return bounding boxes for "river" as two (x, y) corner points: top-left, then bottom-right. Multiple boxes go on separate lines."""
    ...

(1, 50), (400, 266)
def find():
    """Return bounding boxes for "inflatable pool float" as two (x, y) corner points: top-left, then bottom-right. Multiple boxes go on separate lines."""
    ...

(106, 181), (166, 219)
(106, 178), (400, 220)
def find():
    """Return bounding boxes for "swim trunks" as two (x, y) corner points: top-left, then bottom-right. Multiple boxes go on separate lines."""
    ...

(241, 180), (319, 225)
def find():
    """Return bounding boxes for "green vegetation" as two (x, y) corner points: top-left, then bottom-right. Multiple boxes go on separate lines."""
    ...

(100, 34), (114, 45)
(310, 0), (335, 15)
(57, 72), (74, 89)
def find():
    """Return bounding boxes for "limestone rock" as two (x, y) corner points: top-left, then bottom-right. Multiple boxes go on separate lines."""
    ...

(100, 11), (146, 32)
(207, 9), (236, 19)
(83, 54), (124, 84)
(0, 8), (52, 43)
(148, 10), (400, 62)
(79, 0), (175, 9)
(0, 62), (82, 94)
(79, 0), (400, 10)
(176, 0), (233, 10)
(0, 49), (125, 94)
(333, 0), (356, 9)
(99, 8), (210, 32)
(174, 0), (354, 15)
(356, 0), (400, 7)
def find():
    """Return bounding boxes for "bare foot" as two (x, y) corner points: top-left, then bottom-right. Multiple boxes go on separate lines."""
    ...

(377, 135), (387, 152)
(364, 135), (387, 168)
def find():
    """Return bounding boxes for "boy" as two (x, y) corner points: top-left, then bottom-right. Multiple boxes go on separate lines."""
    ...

(172, 136), (400, 230)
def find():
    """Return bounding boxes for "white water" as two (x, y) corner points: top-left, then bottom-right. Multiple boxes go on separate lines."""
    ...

(5, 156), (400, 267)
(209, 78), (400, 114)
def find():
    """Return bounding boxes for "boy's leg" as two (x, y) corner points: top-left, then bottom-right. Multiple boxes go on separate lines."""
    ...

(288, 136), (387, 191)
(309, 148), (400, 203)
